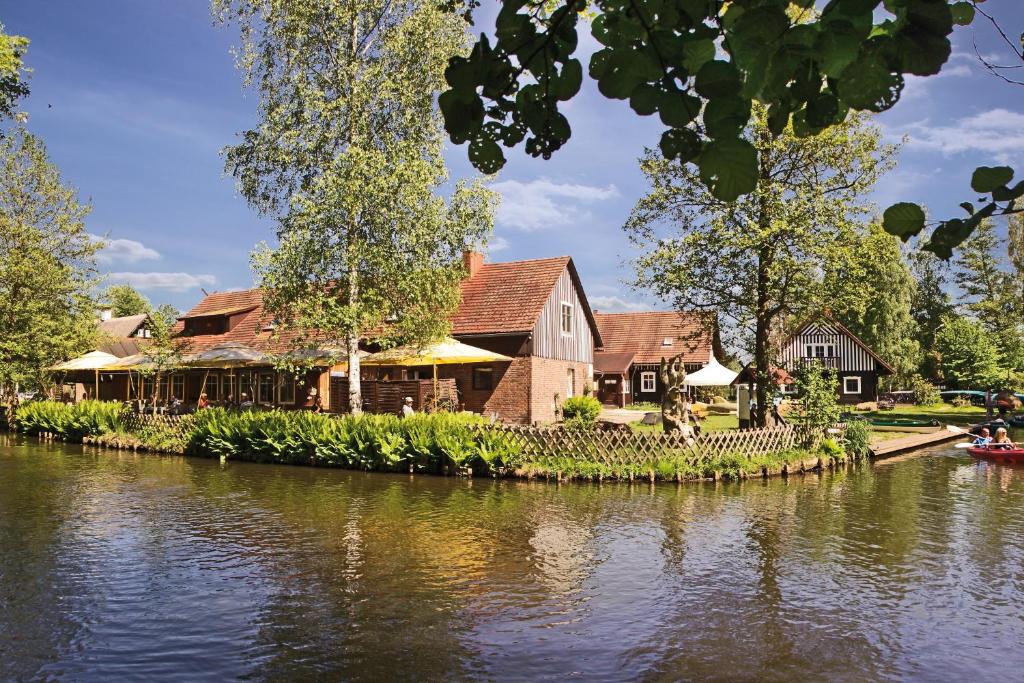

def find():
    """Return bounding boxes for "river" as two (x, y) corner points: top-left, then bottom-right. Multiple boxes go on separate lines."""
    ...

(2, 435), (1024, 681)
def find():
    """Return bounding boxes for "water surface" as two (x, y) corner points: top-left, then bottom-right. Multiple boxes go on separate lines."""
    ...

(3, 436), (1024, 681)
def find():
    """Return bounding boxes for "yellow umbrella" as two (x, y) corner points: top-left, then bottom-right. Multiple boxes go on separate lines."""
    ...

(361, 338), (512, 366)
(49, 351), (121, 398)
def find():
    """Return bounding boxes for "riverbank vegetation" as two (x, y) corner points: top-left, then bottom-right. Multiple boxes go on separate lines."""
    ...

(5, 401), (862, 483)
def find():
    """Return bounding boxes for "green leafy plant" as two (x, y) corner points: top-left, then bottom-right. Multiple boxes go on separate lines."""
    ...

(842, 420), (871, 458)
(909, 375), (942, 406)
(561, 395), (602, 428)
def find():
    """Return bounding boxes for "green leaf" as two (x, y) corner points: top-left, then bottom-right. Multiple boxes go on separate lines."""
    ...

(971, 166), (1014, 193)
(659, 128), (701, 163)
(882, 202), (926, 240)
(992, 179), (1024, 202)
(657, 90), (701, 127)
(682, 38), (716, 73)
(695, 60), (743, 100)
(836, 48), (903, 112)
(817, 26), (862, 78)
(629, 84), (660, 116)
(959, 202), (974, 215)
(703, 95), (751, 138)
(468, 137), (505, 174)
(950, 1), (975, 25)
(698, 137), (758, 201)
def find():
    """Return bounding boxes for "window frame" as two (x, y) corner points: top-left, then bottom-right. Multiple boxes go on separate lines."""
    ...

(472, 366), (493, 390)
(842, 376), (862, 395)
(559, 301), (574, 336)
(640, 371), (657, 393)
(258, 373), (275, 405)
(170, 374), (185, 401)
(279, 373), (295, 405)
(205, 373), (219, 401)
(566, 368), (575, 398)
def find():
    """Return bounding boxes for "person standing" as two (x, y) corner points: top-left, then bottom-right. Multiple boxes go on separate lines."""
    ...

(402, 397), (415, 417)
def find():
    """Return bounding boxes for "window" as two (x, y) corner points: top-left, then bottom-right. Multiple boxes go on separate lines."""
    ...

(258, 373), (275, 404)
(780, 383), (796, 395)
(566, 368), (575, 398)
(279, 374), (295, 405)
(239, 373), (256, 402)
(662, 337), (674, 347)
(640, 371), (656, 393)
(805, 343), (836, 358)
(170, 374), (185, 401)
(472, 367), (493, 390)
(409, 367), (434, 380)
(222, 374), (235, 401)
(560, 302), (574, 335)
(205, 373), (219, 401)
(843, 376), (862, 395)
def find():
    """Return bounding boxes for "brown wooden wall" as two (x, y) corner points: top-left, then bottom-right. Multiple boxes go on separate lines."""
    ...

(531, 267), (594, 364)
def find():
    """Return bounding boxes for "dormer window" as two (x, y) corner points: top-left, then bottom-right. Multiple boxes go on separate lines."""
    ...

(662, 337), (673, 346)
(261, 318), (278, 332)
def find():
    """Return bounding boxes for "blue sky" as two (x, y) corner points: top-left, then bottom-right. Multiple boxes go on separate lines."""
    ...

(2, 0), (1022, 314)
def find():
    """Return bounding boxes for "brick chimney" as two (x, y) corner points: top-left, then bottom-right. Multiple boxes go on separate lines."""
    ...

(463, 250), (484, 278)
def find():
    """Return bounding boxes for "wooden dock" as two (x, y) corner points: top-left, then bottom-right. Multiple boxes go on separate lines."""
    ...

(870, 427), (967, 458)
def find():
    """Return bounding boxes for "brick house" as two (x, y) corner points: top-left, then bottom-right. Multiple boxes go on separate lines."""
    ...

(437, 252), (602, 424)
(593, 311), (715, 407)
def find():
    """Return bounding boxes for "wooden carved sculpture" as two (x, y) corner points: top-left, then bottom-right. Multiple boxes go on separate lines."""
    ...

(659, 354), (691, 435)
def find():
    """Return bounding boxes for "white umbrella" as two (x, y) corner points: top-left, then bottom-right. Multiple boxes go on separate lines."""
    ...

(683, 357), (738, 387)
(48, 351), (120, 371)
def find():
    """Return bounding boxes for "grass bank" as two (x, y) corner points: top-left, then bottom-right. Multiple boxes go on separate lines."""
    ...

(7, 401), (861, 483)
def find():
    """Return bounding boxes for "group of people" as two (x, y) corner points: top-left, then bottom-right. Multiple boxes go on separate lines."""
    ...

(973, 426), (1017, 449)
(191, 389), (325, 412)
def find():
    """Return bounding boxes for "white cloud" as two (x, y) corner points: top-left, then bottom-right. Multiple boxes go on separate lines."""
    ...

(491, 178), (619, 231)
(91, 234), (161, 264)
(108, 272), (216, 293)
(589, 295), (650, 313)
(486, 235), (510, 253)
(904, 108), (1024, 160)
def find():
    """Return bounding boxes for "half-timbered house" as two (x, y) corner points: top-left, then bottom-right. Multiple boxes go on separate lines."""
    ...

(778, 315), (894, 404)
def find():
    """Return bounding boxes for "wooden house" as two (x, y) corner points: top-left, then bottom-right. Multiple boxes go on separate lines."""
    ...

(593, 311), (715, 407)
(435, 252), (602, 424)
(777, 315), (894, 404)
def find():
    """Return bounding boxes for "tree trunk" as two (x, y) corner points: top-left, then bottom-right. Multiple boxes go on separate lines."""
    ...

(753, 127), (773, 429)
(347, 258), (362, 416)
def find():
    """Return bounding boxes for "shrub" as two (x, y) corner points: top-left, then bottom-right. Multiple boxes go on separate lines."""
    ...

(820, 437), (844, 460)
(560, 395), (601, 428)
(910, 376), (942, 406)
(842, 420), (871, 457)
(951, 395), (972, 408)
(12, 400), (125, 440)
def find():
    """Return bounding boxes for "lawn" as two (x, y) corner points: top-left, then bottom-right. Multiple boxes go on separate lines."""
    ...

(631, 412), (738, 433)
(856, 403), (987, 428)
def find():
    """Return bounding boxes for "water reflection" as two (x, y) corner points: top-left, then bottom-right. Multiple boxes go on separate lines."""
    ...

(4, 437), (1024, 680)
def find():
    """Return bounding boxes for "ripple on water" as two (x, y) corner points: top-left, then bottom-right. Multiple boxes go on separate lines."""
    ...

(4, 442), (1024, 680)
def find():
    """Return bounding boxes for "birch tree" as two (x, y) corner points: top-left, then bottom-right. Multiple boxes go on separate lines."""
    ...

(625, 108), (894, 426)
(0, 128), (99, 403)
(216, 0), (496, 414)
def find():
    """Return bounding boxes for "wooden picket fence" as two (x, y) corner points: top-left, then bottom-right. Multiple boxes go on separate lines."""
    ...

(121, 412), (193, 440)
(478, 424), (817, 468)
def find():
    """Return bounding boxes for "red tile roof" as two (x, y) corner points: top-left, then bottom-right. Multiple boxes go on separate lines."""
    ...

(594, 351), (636, 374)
(174, 256), (602, 354)
(594, 311), (712, 366)
(451, 256), (571, 335)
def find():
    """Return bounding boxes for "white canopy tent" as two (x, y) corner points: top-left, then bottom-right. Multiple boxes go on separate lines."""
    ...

(682, 357), (738, 387)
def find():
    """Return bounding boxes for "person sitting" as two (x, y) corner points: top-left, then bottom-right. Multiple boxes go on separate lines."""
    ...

(238, 392), (254, 409)
(224, 393), (235, 408)
(197, 393), (210, 410)
(401, 396), (415, 417)
(972, 427), (992, 446)
(991, 427), (1015, 449)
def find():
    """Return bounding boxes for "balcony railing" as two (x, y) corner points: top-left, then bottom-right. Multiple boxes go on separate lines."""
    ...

(799, 356), (840, 369)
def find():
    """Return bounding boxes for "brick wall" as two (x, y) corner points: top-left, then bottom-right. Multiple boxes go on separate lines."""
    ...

(530, 356), (591, 424)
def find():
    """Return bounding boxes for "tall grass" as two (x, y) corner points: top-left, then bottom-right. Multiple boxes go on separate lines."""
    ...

(12, 400), (125, 440)
(7, 401), (854, 482)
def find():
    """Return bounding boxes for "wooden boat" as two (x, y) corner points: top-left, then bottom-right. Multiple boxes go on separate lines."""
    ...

(863, 417), (942, 433)
(967, 445), (1024, 462)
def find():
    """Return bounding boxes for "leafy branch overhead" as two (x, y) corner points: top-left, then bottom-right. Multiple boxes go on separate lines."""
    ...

(440, 0), (1012, 254)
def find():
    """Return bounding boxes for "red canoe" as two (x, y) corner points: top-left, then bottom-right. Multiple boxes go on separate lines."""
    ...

(967, 446), (1024, 461)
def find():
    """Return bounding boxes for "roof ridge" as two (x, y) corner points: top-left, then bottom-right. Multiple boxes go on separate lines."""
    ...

(479, 255), (571, 268)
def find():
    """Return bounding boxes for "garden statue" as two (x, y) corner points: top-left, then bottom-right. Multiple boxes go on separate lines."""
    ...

(659, 354), (693, 437)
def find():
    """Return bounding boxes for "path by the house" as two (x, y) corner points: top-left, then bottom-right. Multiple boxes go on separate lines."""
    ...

(599, 408), (650, 425)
